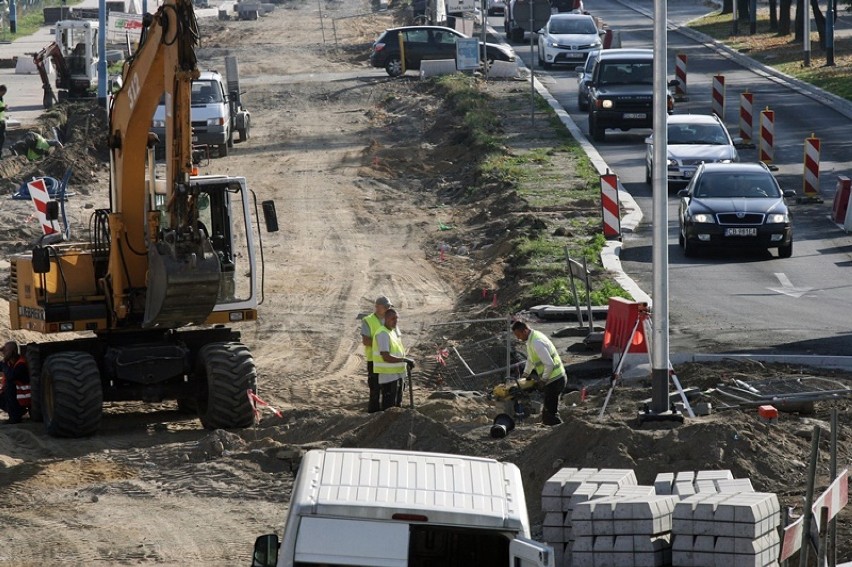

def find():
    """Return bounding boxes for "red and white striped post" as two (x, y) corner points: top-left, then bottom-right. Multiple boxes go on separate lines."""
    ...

(802, 134), (823, 202)
(600, 172), (620, 240)
(27, 178), (59, 235)
(759, 107), (775, 168)
(739, 90), (754, 147)
(674, 54), (688, 101)
(711, 74), (725, 119)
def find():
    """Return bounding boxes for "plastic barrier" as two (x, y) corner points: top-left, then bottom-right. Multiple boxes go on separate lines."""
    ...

(711, 74), (725, 119)
(802, 134), (821, 200)
(674, 54), (687, 100)
(759, 107), (775, 165)
(739, 91), (754, 146)
(419, 59), (457, 78)
(601, 298), (648, 360)
(832, 176), (851, 224)
(600, 173), (620, 240)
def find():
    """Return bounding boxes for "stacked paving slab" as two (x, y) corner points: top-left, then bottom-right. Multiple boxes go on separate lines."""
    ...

(541, 468), (781, 567)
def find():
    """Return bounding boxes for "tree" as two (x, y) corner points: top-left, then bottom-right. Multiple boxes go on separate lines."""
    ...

(811, 0), (826, 48)
(722, 0), (733, 14)
(779, 0), (792, 35)
(794, 0), (804, 41)
(768, 0), (778, 30)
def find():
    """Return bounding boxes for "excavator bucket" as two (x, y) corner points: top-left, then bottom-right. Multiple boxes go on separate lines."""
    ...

(143, 236), (221, 328)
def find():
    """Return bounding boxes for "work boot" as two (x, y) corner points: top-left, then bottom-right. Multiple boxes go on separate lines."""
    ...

(542, 412), (562, 426)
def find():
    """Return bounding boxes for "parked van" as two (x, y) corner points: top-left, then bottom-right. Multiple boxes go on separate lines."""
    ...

(251, 448), (554, 567)
(151, 69), (249, 157)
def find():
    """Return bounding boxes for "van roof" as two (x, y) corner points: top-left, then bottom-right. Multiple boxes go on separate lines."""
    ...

(291, 448), (530, 533)
(597, 48), (653, 60)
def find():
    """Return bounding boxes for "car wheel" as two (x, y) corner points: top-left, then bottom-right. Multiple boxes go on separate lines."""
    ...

(645, 163), (652, 185)
(385, 57), (403, 77)
(682, 233), (697, 258)
(589, 115), (605, 142)
(511, 27), (525, 42)
(543, 60), (551, 70)
(678, 230), (685, 248)
(219, 143), (228, 158)
(578, 96), (588, 112)
(778, 241), (793, 259)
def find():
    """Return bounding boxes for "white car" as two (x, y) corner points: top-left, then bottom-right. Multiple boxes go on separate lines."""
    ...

(645, 114), (741, 187)
(537, 13), (602, 69)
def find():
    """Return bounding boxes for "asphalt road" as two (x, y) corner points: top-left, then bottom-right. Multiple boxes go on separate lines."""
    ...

(494, 2), (852, 357)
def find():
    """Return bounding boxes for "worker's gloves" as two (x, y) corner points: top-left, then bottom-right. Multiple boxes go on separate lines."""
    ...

(405, 358), (416, 370)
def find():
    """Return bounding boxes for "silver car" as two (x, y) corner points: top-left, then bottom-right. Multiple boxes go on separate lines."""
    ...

(537, 13), (602, 69)
(575, 49), (600, 111)
(645, 114), (741, 187)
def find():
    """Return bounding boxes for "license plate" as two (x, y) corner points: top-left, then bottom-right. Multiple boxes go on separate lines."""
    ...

(564, 52), (583, 58)
(623, 113), (646, 119)
(725, 227), (757, 236)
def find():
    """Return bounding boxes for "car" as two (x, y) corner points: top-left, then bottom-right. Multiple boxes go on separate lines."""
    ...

(575, 48), (600, 110)
(585, 48), (678, 142)
(487, 0), (506, 16)
(369, 26), (517, 77)
(677, 162), (795, 258)
(537, 13), (602, 69)
(645, 114), (741, 187)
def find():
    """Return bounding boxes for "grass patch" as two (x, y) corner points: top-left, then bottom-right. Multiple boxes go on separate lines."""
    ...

(0, 0), (83, 41)
(689, 10), (852, 101)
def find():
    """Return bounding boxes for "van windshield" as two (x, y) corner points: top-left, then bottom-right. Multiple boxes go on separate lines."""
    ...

(192, 81), (224, 104)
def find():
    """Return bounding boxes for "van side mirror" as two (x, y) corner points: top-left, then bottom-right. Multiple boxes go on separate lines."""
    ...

(252, 534), (280, 567)
(667, 79), (680, 88)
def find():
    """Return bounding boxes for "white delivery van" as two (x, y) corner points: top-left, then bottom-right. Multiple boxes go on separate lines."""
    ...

(251, 448), (554, 567)
(151, 70), (242, 158)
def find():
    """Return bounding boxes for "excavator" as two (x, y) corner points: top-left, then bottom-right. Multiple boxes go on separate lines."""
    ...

(32, 20), (100, 109)
(8, 0), (278, 437)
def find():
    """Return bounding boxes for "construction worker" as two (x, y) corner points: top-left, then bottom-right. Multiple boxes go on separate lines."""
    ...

(0, 84), (7, 156)
(0, 341), (30, 424)
(24, 131), (52, 161)
(511, 321), (566, 426)
(361, 296), (392, 413)
(372, 308), (414, 411)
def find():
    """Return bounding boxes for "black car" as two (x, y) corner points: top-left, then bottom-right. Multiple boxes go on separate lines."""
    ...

(678, 162), (795, 258)
(370, 26), (516, 77)
(585, 48), (678, 142)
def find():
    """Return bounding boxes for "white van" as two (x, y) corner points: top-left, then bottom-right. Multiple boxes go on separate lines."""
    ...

(151, 70), (237, 157)
(251, 448), (554, 567)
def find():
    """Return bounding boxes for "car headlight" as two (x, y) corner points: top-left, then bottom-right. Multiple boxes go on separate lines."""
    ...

(207, 117), (225, 126)
(719, 159), (733, 164)
(548, 41), (559, 48)
(766, 213), (789, 223)
(667, 158), (678, 167)
(601, 99), (613, 109)
(152, 119), (165, 128)
(692, 213), (716, 224)
(591, 40), (602, 48)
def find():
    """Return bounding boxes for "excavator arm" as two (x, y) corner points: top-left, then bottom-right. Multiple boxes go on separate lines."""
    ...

(32, 42), (68, 109)
(107, 0), (220, 329)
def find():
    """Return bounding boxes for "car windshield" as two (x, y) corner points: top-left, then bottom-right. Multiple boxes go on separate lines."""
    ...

(669, 123), (729, 145)
(550, 19), (596, 34)
(694, 172), (781, 199)
(192, 81), (223, 104)
(598, 62), (652, 85)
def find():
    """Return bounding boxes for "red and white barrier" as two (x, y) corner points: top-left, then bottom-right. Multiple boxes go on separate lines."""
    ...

(832, 175), (851, 225)
(600, 173), (620, 240)
(674, 54), (687, 100)
(27, 178), (60, 235)
(247, 389), (283, 421)
(780, 468), (848, 561)
(711, 74), (725, 119)
(739, 91), (754, 145)
(802, 134), (822, 200)
(601, 298), (648, 360)
(759, 107), (775, 165)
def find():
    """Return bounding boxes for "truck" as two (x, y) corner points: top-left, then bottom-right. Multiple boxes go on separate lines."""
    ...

(503, 0), (552, 43)
(251, 448), (555, 567)
(8, 0), (277, 438)
(151, 61), (251, 158)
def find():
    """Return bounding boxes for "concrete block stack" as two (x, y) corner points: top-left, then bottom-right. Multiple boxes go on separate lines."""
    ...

(540, 468), (639, 566)
(670, 492), (781, 567)
(654, 469), (744, 496)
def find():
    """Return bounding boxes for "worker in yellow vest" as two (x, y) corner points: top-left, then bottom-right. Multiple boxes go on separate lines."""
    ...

(512, 321), (566, 426)
(24, 132), (51, 161)
(361, 296), (392, 413)
(372, 308), (414, 411)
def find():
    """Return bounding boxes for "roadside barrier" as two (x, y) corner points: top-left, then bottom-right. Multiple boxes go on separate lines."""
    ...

(739, 91), (755, 147)
(831, 176), (851, 225)
(759, 107), (776, 168)
(600, 297), (648, 359)
(674, 53), (688, 101)
(711, 74), (725, 119)
(780, 468), (848, 561)
(600, 172), (620, 240)
(801, 134), (824, 203)
(27, 178), (59, 235)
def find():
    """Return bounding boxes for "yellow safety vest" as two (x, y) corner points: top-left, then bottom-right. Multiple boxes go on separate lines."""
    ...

(0, 98), (6, 122)
(372, 325), (406, 374)
(363, 312), (383, 363)
(26, 135), (50, 161)
(526, 330), (564, 383)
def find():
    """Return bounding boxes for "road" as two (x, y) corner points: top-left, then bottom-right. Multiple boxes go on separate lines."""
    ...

(494, 0), (852, 357)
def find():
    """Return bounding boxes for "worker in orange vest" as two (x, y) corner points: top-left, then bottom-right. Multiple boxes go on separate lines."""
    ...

(0, 341), (30, 424)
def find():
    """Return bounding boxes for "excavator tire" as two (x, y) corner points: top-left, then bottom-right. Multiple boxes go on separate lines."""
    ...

(238, 117), (250, 143)
(196, 342), (256, 430)
(25, 345), (43, 422)
(219, 143), (228, 158)
(42, 351), (103, 438)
